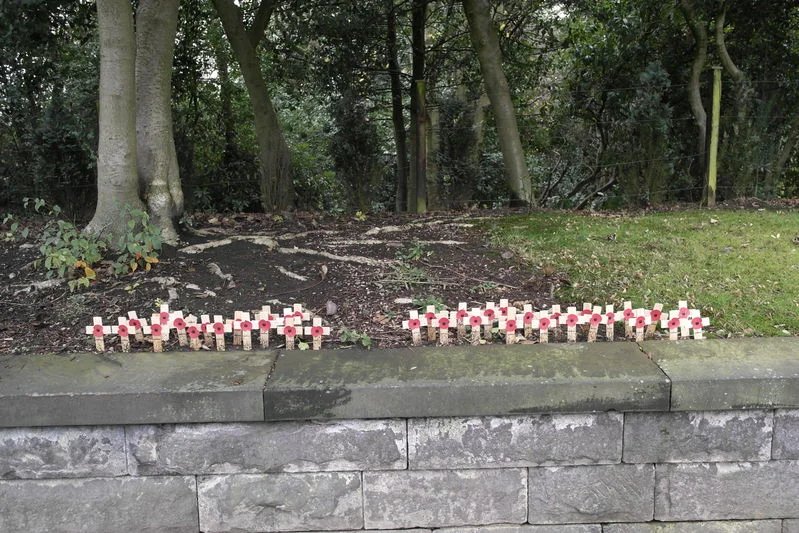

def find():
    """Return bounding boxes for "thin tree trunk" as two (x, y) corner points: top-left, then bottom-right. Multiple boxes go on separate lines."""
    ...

(462, 0), (532, 205)
(217, 44), (236, 168)
(85, 0), (145, 241)
(679, 0), (708, 180)
(135, 0), (182, 244)
(767, 113), (799, 187)
(410, 0), (427, 213)
(212, 0), (294, 211)
(386, 0), (408, 212)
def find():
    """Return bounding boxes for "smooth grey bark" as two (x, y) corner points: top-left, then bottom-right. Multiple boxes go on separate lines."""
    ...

(462, 0), (532, 205)
(409, 0), (427, 213)
(135, 0), (182, 244)
(212, 0), (294, 211)
(386, 0), (408, 212)
(679, 0), (708, 179)
(85, 0), (145, 240)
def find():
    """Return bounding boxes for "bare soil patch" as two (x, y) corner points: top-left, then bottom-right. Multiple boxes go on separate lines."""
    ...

(0, 211), (553, 355)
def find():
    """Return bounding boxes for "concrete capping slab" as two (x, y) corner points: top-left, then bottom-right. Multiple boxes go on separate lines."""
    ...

(0, 351), (274, 427)
(641, 338), (799, 411)
(263, 343), (670, 420)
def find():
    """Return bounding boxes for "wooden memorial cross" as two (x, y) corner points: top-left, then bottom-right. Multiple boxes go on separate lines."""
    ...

(436, 312), (452, 346)
(402, 310), (426, 346)
(549, 305), (562, 339)
(172, 311), (188, 347)
(277, 315), (299, 350)
(158, 304), (171, 342)
(114, 317), (131, 353)
(424, 305), (439, 342)
(467, 309), (485, 346)
(304, 317), (331, 350)
(482, 302), (498, 340)
(690, 315), (710, 339)
(587, 306), (603, 343)
(537, 311), (553, 344)
(288, 304), (311, 324)
(235, 312), (254, 351)
(200, 314), (213, 347)
(500, 307), (519, 344)
(661, 310), (681, 340)
(628, 310), (651, 342)
(256, 307), (281, 349)
(676, 301), (696, 338)
(212, 314), (232, 351)
(647, 304), (663, 337)
(150, 321), (164, 353)
(622, 301), (634, 338)
(603, 305), (616, 342)
(522, 304), (535, 338)
(455, 303), (469, 341)
(185, 315), (202, 351)
(563, 307), (583, 343)
(127, 311), (146, 342)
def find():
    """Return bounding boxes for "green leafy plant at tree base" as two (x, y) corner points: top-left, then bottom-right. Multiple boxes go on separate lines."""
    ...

(112, 207), (162, 275)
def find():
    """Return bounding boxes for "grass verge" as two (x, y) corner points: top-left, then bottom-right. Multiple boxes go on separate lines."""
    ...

(487, 209), (799, 337)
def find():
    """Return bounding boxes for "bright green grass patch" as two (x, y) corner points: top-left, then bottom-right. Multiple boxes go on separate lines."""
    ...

(487, 210), (799, 337)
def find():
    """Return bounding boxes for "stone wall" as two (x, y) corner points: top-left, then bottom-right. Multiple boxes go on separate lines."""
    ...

(1, 338), (799, 532)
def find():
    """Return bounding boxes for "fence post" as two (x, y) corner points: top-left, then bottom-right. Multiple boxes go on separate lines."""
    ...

(706, 66), (722, 207)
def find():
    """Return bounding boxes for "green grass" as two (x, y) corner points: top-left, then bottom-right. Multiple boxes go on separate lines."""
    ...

(487, 209), (799, 337)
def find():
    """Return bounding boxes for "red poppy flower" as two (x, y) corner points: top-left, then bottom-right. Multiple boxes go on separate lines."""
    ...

(483, 308), (495, 319)
(409, 319), (421, 329)
(188, 326), (200, 339)
(152, 324), (163, 336)
(160, 312), (170, 324)
(650, 309), (662, 321)
(623, 308), (634, 319)
(284, 325), (297, 337)
(606, 312), (616, 325)
(92, 324), (104, 337)
(590, 313), (602, 326)
(212, 323), (224, 335)
(438, 317), (450, 329)
(456, 309), (468, 320)
(679, 307), (690, 319)
(469, 316), (482, 327)
(668, 318), (680, 329)
(691, 317), (704, 329)
(129, 319), (141, 329)
(523, 312), (535, 324)
(566, 314), (579, 326)
(117, 325), (128, 337)
(293, 311), (304, 319)
(581, 308), (592, 315)
(425, 312), (437, 321)
(240, 321), (253, 332)
(259, 319), (271, 331)
(311, 326), (324, 337)
(539, 317), (551, 330)
(173, 318), (186, 330)
(505, 319), (517, 332)
(635, 316), (647, 328)
(499, 307), (508, 316)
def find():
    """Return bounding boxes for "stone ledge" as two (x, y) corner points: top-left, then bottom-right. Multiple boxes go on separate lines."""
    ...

(263, 343), (670, 420)
(1, 339), (798, 426)
(0, 351), (273, 427)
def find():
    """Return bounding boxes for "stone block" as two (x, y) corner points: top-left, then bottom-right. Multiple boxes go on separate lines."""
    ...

(772, 409), (799, 459)
(363, 469), (527, 529)
(604, 521), (782, 532)
(642, 338), (799, 410)
(623, 410), (772, 463)
(198, 472), (362, 532)
(655, 461), (799, 520)
(528, 464), (654, 524)
(0, 476), (197, 532)
(264, 344), (670, 420)
(785, 520), (799, 533)
(128, 419), (406, 475)
(441, 526), (601, 533)
(409, 413), (622, 469)
(0, 426), (126, 479)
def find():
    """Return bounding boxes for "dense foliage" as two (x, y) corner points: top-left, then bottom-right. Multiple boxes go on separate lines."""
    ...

(1, 0), (798, 217)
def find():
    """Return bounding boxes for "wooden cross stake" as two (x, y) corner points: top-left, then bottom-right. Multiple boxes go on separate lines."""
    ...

(622, 301), (634, 338)
(114, 317), (131, 353)
(127, 311), (145, 342)
(501, 307), (518, 344)
(522, 304), (535, 339)
(212, 314), (232, 351)
(437, 312), (451, 346)
(424, 305), (438, 342)
(549, 305), (562, 340)
(303, 317), (331, 350)
(455, 303), (468, 341)
(150, 321), (164, 353)
(158, 304), (171, 342)
(537, 312), (552, 344)
(587, 306), (603, 343)
(237, 312), (254, 351)
(467, 310), (485, 346)
(690, 315), (710, 339)
(257, 306), (274, 348)
(661, 310), (681, 341)
(482, 302), (498, 340)
(278, 315), (299, 350)
(647, 304), (664, 338)
(564, 307), (583, 343)
(628, 311), (651, 342)
(172, 311), (188, 347)
(402, 310), (427, 346)
(603, 305), (616, 342)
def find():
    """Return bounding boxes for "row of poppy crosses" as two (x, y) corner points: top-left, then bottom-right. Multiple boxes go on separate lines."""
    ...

(85, 303), (327, 353)
(401, 299), (710, 346)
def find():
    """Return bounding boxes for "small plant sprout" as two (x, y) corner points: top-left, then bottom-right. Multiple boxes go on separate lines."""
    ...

(587, 306), (603, 343)
(402, 310), (427, 346)
(647, 304), (664, 337)
(304, 317), (331, 350)
(85, 317), (112, 352)
(603, 305), (616, 341)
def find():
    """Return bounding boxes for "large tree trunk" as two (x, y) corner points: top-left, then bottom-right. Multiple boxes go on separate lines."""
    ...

(386, 0), (408, 212)
(85, 0), (145, 240)
(678, 0), (708, 181)
(462, 0), (532, 205)
(135, 0), (182, 244)
(212, 0), (294, 211)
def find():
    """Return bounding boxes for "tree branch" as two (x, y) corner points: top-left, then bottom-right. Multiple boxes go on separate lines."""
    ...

(247, 0), (278, 49)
